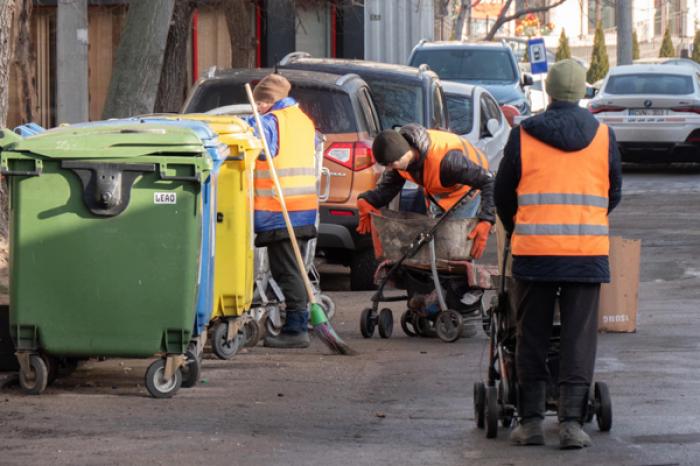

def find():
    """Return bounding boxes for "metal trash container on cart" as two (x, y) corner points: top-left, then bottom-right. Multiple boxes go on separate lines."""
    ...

(0, 123), (212, 398)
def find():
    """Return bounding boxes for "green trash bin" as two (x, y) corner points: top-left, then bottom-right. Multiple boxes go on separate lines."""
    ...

(0, 124), (212, 398)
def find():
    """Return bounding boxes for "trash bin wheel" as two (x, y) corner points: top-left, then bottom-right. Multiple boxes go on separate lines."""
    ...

(319, 294), (336, 322)
(19, 354), (48, 395)
(474, 381), (486, 428)
(244, 319), (261, 348)
(401, 310), (419, 337)
(485, 385), (499, 439)
(360, 307), (376, 338)
(145, 359), (182, 399)
(595, 381), (612, 432)
(377, 308), (394, 339)
(435, 310), (464, 343)
(212, 321), (242, 360)
(42, 355), (58, 386)
(265, 315), (283, 338)
(180, 350), (201, 389)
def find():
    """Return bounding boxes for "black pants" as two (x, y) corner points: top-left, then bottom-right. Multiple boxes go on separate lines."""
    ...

(267, 239), (308, 312)
(512, 280), (600, 387)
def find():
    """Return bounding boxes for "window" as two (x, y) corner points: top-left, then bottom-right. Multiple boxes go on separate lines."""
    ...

(445, 93), (474, 135)
(410, 49), (518, 83)
(605, 74), (694, 95)
(480, 94), (501, 138)
(363, 78), (424, 129)
(358, 87), (381, 136)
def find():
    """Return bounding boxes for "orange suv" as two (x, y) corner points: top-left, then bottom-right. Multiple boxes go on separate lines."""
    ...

(182, 68), (382, 290)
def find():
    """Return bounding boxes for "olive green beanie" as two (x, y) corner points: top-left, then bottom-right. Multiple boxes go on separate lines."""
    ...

(545, 59), (587, 102)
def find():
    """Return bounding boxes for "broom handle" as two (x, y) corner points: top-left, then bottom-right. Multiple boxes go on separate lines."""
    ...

(245, 84), (317, 304)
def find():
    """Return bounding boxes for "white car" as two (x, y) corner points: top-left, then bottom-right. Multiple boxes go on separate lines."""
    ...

(441, 80), (510, 170)
(589, 64), (700, 162)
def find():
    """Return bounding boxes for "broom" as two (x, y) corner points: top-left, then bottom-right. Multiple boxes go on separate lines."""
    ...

(245, 84), (354, 356)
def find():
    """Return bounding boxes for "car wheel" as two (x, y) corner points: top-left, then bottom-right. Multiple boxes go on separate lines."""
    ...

(350, 248), (378, 291)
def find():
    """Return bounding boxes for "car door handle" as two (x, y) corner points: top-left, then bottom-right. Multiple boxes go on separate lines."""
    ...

(319, 167), (331, 203)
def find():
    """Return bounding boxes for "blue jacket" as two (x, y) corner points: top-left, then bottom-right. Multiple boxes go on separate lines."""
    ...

(494, 101), (623, 283)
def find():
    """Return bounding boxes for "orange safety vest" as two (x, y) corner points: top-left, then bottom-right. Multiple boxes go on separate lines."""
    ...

(254, 105), (317, 219)
(512, 124), (610, 256)
(398, 129), (489, 212)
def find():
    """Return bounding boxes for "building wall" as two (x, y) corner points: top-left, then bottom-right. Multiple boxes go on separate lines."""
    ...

(364, 0), (434, 64)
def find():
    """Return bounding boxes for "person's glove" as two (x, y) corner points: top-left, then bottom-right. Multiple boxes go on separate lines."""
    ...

(467, 220), (492, 260)
(357, 198), (379, 234)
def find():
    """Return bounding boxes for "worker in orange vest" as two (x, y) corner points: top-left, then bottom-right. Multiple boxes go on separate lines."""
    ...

(495, 59), (622, 449)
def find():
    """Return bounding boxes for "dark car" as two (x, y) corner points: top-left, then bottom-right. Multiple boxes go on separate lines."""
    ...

(182, 68), (383, 290)
(277, 52), (450, 131)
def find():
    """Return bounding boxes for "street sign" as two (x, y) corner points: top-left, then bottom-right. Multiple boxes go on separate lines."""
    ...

(528, 37), (548, 74)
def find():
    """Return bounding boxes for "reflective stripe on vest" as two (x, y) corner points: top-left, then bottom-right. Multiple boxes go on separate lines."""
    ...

(512, 124), (610, 257)
(398, 129), (488, 212)
(253, 105), (317, 217)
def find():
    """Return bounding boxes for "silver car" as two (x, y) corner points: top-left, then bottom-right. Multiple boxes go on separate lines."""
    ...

(589, 64), (700, 162)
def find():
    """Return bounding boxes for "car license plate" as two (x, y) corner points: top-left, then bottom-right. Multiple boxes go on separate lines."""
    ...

(629, 109), (667, 116)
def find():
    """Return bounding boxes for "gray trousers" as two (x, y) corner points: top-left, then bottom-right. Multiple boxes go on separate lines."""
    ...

(267, 239), (308, 312)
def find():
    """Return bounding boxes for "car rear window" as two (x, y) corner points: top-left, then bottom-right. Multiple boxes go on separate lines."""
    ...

(410, 49), (517, 82)
(445, 94), (473, 135)
(605, 73), (695, 95)
(362, 78), (424, 129)
(186, 80), (357, 134)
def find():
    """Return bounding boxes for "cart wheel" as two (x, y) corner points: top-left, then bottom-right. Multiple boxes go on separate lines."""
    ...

(360, 308), (376, 338)
(414, 316), (438, 338)
(265, 315), (282, 337)
(377, 308), (394, 339)
(319, 294), (336, 321)
(18, 354), (48, 395)
(244, 320), (261, 348)
(585, 386), (595, 423)
(212, 322), (242, 360)
(435, 310), (464, 343)
(474, 382), (486, 428)
(180, 350), (201, 389)
(485, 385), (499, 439)
(145, 359), (182, 399)
(401, 310), (418, 337)
(595, 381), (612, 432)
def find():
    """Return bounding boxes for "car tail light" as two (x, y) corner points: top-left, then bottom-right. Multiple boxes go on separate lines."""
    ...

(588, 103), (625, 114)
(324, 141), (375, 171)
(686, 129), (700, 143)
(672, 106), (700, 115)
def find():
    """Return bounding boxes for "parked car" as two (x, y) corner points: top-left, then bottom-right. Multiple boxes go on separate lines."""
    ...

(662, 58), (700, 74)
(588, 64), (700, 162)
(182, 68), (383, 290)
(527, 74), (599, 113)
(408, 40), (533, 116)
(278, 52), (449, 130)
(440, 80), (510, 170)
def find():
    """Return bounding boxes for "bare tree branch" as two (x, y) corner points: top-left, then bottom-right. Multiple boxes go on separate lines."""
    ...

(484, 0), (568, 41)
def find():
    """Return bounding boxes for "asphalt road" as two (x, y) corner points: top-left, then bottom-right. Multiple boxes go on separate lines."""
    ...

(1, 164), (700, 465)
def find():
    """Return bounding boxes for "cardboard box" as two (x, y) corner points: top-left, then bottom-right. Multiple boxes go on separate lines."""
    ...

(598, 236), (642, 333)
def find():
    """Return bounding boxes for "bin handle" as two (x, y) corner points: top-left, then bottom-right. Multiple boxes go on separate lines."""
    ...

(0, 158), (43, 177)
(158, 163), (201, 182)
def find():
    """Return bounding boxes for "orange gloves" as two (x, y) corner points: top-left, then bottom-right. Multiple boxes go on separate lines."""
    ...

(468, 220), (492, 260)
(357, 199), (379, 234)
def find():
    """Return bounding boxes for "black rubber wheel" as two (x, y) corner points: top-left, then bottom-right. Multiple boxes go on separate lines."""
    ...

(360, 307), (376, 338)
(350, 248), (378, 291)
(474, 382), (486, 428)
(435, 310), (464, 343)
(401, 310), (418, 337)
(414, 316), (438, 338)
(145, 359), (182, 399)
(595, 381), (613, 432)
(244, 320), (261, 348)
(485, 385), (499, 439)
(180, 351), (201, 389)
(18, 354), (48, 395)
(377, 308), (394, 339)
(212, 321), (242, 360)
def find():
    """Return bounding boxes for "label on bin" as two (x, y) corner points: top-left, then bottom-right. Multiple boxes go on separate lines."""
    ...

(154, 192), (177, 204)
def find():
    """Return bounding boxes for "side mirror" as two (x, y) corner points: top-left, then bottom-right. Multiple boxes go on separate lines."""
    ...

(486, 119), (500, 137)
(584, 86), (598, 99)
(522, 73), (534, 87)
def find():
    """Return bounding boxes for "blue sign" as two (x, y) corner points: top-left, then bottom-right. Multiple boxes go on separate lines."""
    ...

(528, 37), (548, 74)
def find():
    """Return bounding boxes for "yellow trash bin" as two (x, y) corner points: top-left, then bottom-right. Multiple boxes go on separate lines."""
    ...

(174, 114), (261, 359)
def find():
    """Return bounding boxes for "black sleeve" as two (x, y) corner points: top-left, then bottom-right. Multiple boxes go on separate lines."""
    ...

(607, 127), (622, 213)
(399, 123), (430, 153)
(357, 168), (407, 208)
(494, 127), (521, 235)
(439, 150), (496, 223)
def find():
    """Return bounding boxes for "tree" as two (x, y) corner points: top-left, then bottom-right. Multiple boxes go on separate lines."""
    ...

(587, 22), (609, 84)
(658, 23), (675, 58)
(13, 0), (37, 125)
(555, 28), (571, 61)
(223, 0), (256, 68)
(452, 0), (470, 40)
(0, 1), (16, 128)
(103, 0), (176, 119)
(693, 29), (700, 64)
(632, 29), (640, 60)
(484, 0), (567, 41)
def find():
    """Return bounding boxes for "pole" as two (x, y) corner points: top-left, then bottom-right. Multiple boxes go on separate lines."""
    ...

(57, 0), (88, 123)
(616, 0), (633, 66)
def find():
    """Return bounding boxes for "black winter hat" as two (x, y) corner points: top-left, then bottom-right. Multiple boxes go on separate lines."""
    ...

(372, 129), (411, 165)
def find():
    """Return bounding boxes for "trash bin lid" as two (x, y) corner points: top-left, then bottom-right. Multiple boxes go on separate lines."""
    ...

(175, 114), (263, 153)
